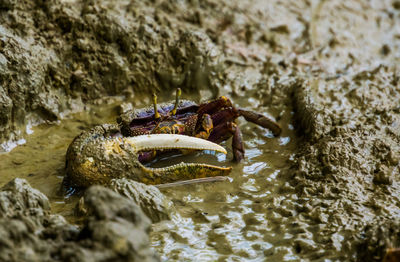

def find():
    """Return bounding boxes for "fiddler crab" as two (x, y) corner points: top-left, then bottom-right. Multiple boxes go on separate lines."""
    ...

(64, 89), (281, 187)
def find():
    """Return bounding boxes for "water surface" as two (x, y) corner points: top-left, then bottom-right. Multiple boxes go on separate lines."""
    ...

(0, 94), (298, 261)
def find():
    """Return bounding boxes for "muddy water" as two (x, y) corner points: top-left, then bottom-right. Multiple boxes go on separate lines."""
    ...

(151, 108), (297, 261)
(0, 94), (297, 260)
(0, 101), (121, 219)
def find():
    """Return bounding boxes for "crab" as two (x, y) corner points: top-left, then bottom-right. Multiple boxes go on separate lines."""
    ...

(64, 89), (281, 187)
(118, 89), (281, 162)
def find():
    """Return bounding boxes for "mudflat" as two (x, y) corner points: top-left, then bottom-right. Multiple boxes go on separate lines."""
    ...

(0, 0), (399, 261)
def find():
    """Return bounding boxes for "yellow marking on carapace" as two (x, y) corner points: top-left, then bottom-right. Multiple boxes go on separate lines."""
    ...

(195, 131), (209, 140)
(158, 126), (172, 134)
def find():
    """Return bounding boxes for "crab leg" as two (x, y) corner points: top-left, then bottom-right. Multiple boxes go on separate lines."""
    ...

(238, 109), (281, 136)
(197, 96), (233, 124)
(208, 122), (234, 144)
(231, 123), (245, 162)
(210, 108), (240, 127)
(206, 122), (245, 162)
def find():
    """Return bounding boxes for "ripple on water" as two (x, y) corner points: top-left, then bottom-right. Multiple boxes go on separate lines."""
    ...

(243, 162), (268, 175)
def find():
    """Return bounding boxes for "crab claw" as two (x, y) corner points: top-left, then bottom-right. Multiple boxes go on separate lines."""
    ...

(65, 128), (231, 187)
(108, 134), (231, 185)
(122, 134), (227, 154)
(141, 162), (232, 185)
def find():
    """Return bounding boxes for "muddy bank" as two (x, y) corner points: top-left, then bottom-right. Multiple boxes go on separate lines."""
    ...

(0, 178), (158, 262)
(0, 0), (222, 149)
(290, 65), (400, 260)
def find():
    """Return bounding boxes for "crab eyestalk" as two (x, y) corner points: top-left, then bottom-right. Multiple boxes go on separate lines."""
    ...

(153, 93), (161, 119)
(170, 88), (182, 116)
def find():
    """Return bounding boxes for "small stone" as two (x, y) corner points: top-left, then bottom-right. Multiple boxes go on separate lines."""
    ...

(109, 178), (173, 223)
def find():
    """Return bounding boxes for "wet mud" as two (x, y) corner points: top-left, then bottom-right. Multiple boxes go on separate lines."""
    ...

(0, 0), (222, 148)
(0, 0), (400, 261)
(0, 178), (159, 262)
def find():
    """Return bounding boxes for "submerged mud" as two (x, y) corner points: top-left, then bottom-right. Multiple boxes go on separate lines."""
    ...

(0, 0), (399, 261)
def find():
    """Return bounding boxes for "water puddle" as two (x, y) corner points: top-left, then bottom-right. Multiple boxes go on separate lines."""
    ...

(150, 101), (298, 260)
(0, 94), (298, 260)
(0, 102), (120, 219)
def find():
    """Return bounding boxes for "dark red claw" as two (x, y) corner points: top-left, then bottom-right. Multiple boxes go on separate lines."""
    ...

(208, 122), (234, 144)
(211, 108), (240, 127)
(232, 124), (245, 162)
(238, 109), (281, 136)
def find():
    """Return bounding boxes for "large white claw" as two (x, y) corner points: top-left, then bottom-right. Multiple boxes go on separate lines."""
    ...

(123, 134), (227, 154)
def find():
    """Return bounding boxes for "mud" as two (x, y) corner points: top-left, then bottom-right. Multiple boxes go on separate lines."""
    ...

(0, 0), (399, 261)
(0, 178), (159, 262)
(109, 178), (173, 223)
(288, 67), (400, 260)
(0, 0), (221, 149)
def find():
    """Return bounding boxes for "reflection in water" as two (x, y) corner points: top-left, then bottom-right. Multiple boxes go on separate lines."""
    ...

(279, 137), (291, 146)
(243, 162), (268, 175)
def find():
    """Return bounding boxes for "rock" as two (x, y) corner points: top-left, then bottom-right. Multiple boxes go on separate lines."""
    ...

(109, 178), (173, 223)
(79, 186), (160, 262)
(0, 178), (159, 262)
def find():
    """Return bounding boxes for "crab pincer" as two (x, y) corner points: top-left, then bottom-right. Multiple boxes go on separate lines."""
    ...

(64, 124), (231, 187)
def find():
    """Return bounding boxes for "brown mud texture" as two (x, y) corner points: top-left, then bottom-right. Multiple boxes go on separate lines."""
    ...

(0, 178), (159, 262)
(0, 0), (222, 147)
(0, 0), (400, 261)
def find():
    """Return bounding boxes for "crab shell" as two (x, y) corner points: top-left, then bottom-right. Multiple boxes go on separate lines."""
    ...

(117, 99), (200, 137)
(117, 96), (282, 163)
